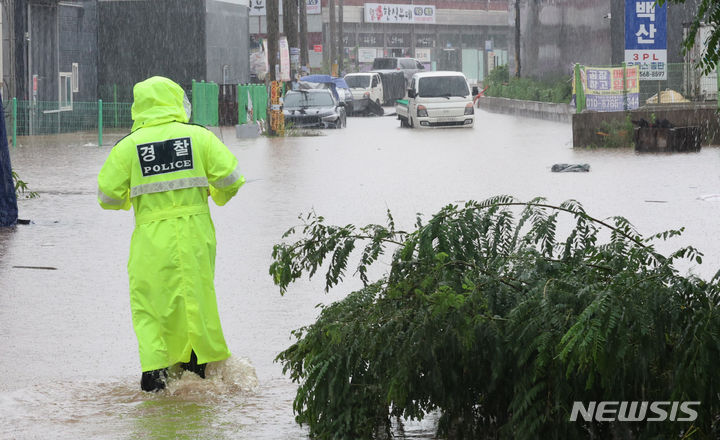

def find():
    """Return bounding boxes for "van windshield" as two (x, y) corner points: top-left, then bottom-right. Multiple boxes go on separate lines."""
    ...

(345, 75), (371, 88)
(418, 76), (469, 98)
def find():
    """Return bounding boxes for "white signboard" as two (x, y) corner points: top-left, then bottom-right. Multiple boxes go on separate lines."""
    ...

(624, 0), (667, 80)
(279, 37), (291, 81)
(364, 3), (436, 24)
(358, 48), (377, 63)
(415, 48), (432, 62)
(250, 0), (321, 16)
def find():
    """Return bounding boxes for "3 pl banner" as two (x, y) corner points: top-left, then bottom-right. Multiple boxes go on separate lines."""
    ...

(625, 0), (667, 80)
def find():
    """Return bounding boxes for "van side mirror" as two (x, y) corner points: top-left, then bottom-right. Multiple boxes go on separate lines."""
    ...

(407, 89), (416, 98)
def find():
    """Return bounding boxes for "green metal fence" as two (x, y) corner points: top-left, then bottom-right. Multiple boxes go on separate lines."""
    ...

(5, 80), (273, 147)
(636, 63), (704, 104)
(191, 80), (219, 126)
(237, 84), (268, 124)
(8, 99), (133, 146)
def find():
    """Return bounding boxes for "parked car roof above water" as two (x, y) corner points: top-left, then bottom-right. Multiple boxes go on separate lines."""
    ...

(411, 70), (469, 79)
(284, 89), (337, 106)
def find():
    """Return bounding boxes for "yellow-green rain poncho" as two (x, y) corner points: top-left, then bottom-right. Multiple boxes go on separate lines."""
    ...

(97, 76), (244, 372)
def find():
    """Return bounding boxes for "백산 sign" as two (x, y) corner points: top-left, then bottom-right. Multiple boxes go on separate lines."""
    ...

(364, 3), (436, 24)
(624, 0), (667, 80)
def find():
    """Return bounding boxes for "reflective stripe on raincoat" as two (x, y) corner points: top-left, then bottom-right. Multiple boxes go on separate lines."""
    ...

(97, 76), (244, 372)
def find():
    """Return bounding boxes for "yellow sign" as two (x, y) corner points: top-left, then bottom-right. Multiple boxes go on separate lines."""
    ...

(269, 81), (285, 135)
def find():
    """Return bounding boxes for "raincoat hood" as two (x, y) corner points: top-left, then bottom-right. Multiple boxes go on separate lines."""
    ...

(131, 76), (189, 131)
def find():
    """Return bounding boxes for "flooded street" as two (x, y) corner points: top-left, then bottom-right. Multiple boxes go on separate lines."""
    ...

(2, 110), (720, 439)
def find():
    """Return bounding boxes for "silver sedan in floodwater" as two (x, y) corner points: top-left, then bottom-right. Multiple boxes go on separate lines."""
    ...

(283, 89), (347, 129)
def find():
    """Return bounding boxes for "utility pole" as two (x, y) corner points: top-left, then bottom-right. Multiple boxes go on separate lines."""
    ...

(329, 0), (336, 75)
(267, 0), (279, 135)
(282, 0), (298, 50)
(283, 0), (299, 83)
(299, 0), (309, 70)
(338, 0), (344, 74)
(267, 0), (279, 81)
(514, 0), (521, 78)
(410, 0), (415, 58)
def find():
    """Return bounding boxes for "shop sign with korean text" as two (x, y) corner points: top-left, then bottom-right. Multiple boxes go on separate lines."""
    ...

(364, 3), (436, 24)
(358, 48), (377, 63)
(624, 0), (667, 80)
(415, 48), (432, 63)
(582, 66), (640, 112)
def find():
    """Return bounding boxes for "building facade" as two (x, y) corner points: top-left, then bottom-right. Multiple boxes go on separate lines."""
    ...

(7, 0), (98, 103)
(99, 0), (251, 100)
(250, 0), (509, 82)
(2, 0), (251, 105)
(511, 0), (702, 80)
(332, 0), (509, 82)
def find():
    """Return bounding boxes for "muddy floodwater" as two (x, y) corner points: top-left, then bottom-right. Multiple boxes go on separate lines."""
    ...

(2, 111), (720, 439)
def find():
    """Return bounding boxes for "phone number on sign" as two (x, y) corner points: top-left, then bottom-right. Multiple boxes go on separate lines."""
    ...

(640, 71), (667, 78)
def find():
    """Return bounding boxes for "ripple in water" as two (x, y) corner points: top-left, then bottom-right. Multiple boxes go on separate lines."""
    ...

(0, 356), (260, 439)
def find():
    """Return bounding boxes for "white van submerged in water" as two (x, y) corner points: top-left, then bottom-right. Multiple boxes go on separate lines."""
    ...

(396, 71), (475, 128)
(344, 72), (384, 114)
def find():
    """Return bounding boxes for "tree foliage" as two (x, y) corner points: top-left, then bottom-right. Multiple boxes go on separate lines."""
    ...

(12, 171), (38, 199)
(662, 0), (720, 74)
(270, 196), (720, 439)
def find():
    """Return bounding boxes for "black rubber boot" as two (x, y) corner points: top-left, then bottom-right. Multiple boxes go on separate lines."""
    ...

(180, 350), (207, 378)
(140, 368), (168, 392)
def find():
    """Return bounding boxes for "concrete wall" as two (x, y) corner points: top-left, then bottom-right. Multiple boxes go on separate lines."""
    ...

(512, 0), (613, 81)
(205, 0), (250, 84)
(28, 2), (58, 101)
(572, 104), (720, 148)
(512, 0), (703, 80)
(12, 0), (98, 102)
(476, 95), (573, 123)
(59, 1), (98, 102)
(98, 0), (207, 100)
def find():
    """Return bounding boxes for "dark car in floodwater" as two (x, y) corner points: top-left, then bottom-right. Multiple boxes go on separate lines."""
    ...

(284, 89), (347, 129)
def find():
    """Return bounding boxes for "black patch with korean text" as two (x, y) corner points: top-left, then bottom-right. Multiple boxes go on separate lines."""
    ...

(137, 137), (194, 177)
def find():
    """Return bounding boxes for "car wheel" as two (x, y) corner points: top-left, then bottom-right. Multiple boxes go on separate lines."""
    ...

(400, 117), (409, 128)
(408, 116), (414, 128)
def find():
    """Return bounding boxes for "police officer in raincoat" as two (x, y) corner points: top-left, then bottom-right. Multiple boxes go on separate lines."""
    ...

(97, 76), (245, 391)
